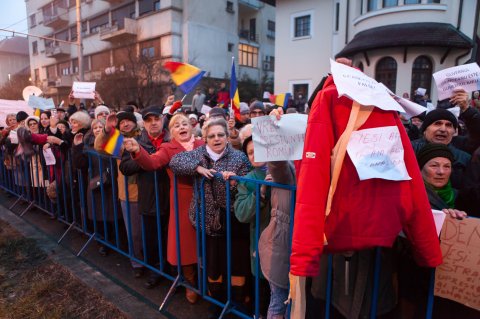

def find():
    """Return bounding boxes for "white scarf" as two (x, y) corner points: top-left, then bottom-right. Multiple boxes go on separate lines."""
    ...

(206, 145), (226, 162)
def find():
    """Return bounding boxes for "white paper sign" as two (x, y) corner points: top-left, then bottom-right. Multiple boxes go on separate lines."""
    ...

(251, 114), (307, 162)
(432, 209), (447, 237)
(347, 126), (411, 181)
(72, 81), (96, 99)
(42, 148), (56, 165)
(330, 59), (404, 112)
(8, 130), (18, 144)
(433, 63), (480, 101)
(28, 95), (55, 111)
(200, 104), (212, 115)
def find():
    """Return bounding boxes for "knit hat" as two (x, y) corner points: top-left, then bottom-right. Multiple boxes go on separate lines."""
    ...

(188, 113), (198, 121)
(116, 111), (137, 126)
(416, 143), (454, 169)
(57, 119), (70, 128)
(26, 116), (39, 126)
(249, 101), (265, 113)
(239, 102), (250, 114)
(16, 111), (29, 122)
(209, 107), (227, 119)
(94, 105), (110, 119)
(420, 108), (458, 133)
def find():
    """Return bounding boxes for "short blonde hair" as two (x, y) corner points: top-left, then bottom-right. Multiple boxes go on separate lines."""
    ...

(168, 113), (190, 131)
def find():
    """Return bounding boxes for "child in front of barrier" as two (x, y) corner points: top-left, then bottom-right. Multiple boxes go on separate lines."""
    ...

(234, 133), (272, 317)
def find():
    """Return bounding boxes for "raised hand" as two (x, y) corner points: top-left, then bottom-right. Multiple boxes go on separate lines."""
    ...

(124, 138), (140, 154)
(73, 133), (84, 146)
(47, 135), (63, 145)
(105, 113), (117, 133)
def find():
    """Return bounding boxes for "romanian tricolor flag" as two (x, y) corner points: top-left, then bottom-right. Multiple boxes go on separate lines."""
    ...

(102, 129), (124, 157)
(269, 93), (292, 109)
(230, 59), (241, 120)
(163, 61), (206, 94)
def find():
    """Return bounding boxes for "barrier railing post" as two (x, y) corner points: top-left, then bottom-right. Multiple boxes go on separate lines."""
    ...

(426, 268), (435, 319)
(254, 183), (261, 319)
(110, 158), (120, 248)
(369, 247), (382, 319)
(77, 153), (97, 257)
(325, 254), (333, 319)
(19, 157), (35, 216)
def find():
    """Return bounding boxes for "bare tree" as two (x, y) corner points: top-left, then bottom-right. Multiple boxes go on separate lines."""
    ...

(0, 73), (31, 101)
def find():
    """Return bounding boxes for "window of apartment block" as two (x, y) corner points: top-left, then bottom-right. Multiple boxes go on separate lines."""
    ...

(46, 64), (57, 79)
(154, 1), (160, 10)
(70, 26), (77, 41)
(56, 29), (69, 42)
(367, 0), (377, 11)
(228, 43), (234, 52)
(90, 14), (109, 34)
(383, 0), (398, 7)
(30, 14), (36, 27)
(34, 69), (39, 82)
(335, 2), (340, 31)
(238, 44), (258, 68)
(404, 0), (420, 4)
(91, 51), (111, 71)
(263, 55), (274, 71)
(59, 61), (70, 75)
(375, 57), (397, 93)
(411, 55), (433, 97)
(72, 59), (79, 73)
(267, 20), (275, 39)
(45, 37), (54, 48)
(32, 41), (38, 55)
(427, 0), (441, 3)
(112, 4), (136, 27)
(293, 14), (311, 38)
(139, 0), (157, 16)
(226, 1), (234, 13)
(140, 38), (160, 59)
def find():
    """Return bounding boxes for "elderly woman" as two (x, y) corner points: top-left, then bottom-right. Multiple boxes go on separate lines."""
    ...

(123, 113), (204, 303)
(169, 117), (251, 317)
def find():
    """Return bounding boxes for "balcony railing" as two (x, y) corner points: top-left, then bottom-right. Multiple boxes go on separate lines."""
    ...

(45, 43), (71, 58)
(239, 29), (259, 42)
(239, 0), (264, 10)
(100, 18), (137, 42)
(43, 7), (68, 29)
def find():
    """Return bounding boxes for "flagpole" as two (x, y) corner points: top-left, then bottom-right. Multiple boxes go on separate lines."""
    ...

(230, 57), (235, 118)
(181, 94), (187, 102)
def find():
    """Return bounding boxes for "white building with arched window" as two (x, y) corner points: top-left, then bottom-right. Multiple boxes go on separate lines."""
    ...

(275, 0), (479, 104)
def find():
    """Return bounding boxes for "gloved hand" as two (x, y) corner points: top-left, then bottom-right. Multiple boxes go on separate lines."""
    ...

(169, 100), (183, 114)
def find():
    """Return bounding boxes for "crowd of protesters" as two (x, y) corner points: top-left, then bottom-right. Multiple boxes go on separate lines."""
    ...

(1, 71), (480, 319)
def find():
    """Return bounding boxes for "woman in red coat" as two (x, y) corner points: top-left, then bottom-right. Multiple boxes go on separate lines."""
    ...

(124, 113), (204, 304)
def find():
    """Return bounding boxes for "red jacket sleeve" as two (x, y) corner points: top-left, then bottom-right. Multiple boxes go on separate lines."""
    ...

(30, 133), (48, 145)
(133, 145), (171, 171)
(290, 86), (335, 276)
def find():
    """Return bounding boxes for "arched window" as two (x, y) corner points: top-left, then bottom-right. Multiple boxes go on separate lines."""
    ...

(411, 56), (433, 98)
(357, 62), (364, 72)
(375, 57), (397, 93)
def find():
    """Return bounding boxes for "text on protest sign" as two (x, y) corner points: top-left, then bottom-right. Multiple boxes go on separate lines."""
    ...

(330, 59), (404, 113)
(433, 63), (480, 101)
(346, 126), (411, 181)
(72, 81), (96, 99)
(435, 217), (480, 311)
(251, 114), (307, 162)
(28, 95), (55, 111)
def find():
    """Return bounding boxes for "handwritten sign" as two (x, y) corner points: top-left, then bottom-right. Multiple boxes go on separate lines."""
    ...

(72, 81), (96, 99)
(251, 114), (307, 162)
(330, 59), (404, 113)
(346, 126), (411, 181)
(8, 130), (18, 144)
(201, 104), (212, 115)
(391, 95), (426, 120)
(28, 95), (55, 111)
(42, 148), (56, 165)
(433, 63), (480, 101)
(435, 217), (480, 311)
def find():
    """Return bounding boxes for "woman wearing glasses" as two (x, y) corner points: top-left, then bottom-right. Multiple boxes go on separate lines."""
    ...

(170, 117), (251, 318)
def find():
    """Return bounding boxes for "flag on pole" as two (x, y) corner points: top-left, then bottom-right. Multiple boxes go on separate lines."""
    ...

(269, 93), (292, 109)
(102, 129), (124, 157)
(163, 62), (206, 94)
(230, 58), (241, 120)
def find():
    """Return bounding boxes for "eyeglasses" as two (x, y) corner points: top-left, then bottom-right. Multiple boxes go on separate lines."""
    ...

(28, 122), (38, 127)
(206, 132), (227, 139)
(97, 112), (109, 117)
(250, 110), (265, 116)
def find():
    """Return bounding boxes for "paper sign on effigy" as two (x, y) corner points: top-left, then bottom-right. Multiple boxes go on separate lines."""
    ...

(42, 148), (56, 166)
(252, 114), (307, 162)
(28, 95), (55, 111)
(433, 63), (480, 101)
(72, 81), (96, 99)
(346, 126), (411, 181)
(432, 209), (447, 237)
(330, 59), (404, 112)
(435, 217), (480, 311)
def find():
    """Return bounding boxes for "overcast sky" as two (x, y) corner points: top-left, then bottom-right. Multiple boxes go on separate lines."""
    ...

(0, 1), (28, 40)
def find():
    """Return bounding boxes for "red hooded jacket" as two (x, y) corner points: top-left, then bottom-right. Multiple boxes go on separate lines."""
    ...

(290, 76), (442, 276)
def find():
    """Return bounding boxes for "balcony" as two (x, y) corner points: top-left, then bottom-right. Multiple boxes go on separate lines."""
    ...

(101, 0), (125, 3)
(239, 0), (264, 10)
(43, 7), (68, 29)
(239, 29), (259, 42)
(48, 75), (73, 88)
(45, 43), (71, 58)
(100, 18), (137, 42)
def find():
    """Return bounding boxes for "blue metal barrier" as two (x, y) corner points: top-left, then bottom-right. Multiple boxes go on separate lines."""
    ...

(1, 146), (465, 319)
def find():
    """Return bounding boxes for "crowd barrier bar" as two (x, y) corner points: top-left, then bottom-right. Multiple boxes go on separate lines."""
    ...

(0, 147), (445, 319)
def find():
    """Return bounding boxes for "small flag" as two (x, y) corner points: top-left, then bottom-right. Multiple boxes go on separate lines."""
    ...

(102, 129), (124, 157)
(163, 61), (206, 94)
(230, 59), (241, 120)
(269, 93), (292, 109)
(34, 108), (41, 117)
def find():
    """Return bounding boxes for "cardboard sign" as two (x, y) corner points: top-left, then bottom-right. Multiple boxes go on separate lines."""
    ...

(28, 95), (55, 111)
(42, 148), (56, 165)
(435, 217), (480, 311)
(433, 63), (480, 101)
(200, 104), (212, 115)
(252, 114), (307, 162)
(346, 126), (411, 181)
(330, 59), (404, 113)
(72, 81), (96, 99)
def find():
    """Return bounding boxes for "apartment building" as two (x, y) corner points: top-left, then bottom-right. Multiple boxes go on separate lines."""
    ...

(25, 0), (275, 105)
(275, 0), (479, 104)
(0, 37), (30, 87)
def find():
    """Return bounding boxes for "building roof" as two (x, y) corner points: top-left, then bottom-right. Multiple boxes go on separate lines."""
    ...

(0, 36), (29, 55)
(336, 23), (474, 58)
